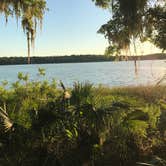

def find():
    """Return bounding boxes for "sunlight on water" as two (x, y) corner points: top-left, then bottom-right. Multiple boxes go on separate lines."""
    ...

(0, 60), (165, 87)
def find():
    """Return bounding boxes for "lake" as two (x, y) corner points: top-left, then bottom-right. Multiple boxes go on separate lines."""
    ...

(0, 60), (165, 87)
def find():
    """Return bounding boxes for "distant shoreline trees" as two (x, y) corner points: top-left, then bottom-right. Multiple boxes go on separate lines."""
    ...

(0, 54), (165, 65)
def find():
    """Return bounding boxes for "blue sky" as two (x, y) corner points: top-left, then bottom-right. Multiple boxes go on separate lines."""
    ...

(0, 0), (161, 57)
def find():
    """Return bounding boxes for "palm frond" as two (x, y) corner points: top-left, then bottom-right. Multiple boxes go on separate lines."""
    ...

(0, 105), (13, 132)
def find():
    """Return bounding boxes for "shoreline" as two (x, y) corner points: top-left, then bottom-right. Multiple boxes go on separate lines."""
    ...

(0, 53), (165, 65)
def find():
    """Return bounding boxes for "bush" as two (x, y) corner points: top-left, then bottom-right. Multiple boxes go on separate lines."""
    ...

(0, 71), (165, 166)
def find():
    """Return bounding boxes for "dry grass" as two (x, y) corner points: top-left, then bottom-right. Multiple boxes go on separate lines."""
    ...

(108, 85), (166, 103)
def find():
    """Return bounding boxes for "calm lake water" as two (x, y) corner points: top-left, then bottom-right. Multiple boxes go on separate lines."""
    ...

(0, 60), (165, 87)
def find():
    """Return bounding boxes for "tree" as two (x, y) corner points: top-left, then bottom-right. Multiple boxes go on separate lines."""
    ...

(92, 0), (166, 55)
(145, 5), (166, 53)
(0, 0), (47, 64)
(21, 0), (47, 64)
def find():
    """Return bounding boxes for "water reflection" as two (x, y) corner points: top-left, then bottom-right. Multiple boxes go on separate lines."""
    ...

(0, 60), (165, 87)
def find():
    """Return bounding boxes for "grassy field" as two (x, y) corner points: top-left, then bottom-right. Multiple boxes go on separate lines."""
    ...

(0, 71), (166, 166)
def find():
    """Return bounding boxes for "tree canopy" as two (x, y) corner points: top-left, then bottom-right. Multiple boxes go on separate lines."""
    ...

(0, 0), (47, 64)
(0, 0), (165, 60)
(93, 0), (166, 55)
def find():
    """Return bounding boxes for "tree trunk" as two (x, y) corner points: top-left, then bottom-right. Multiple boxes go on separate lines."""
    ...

(134, 58), (138, 76)
(27, 32), (31, 64)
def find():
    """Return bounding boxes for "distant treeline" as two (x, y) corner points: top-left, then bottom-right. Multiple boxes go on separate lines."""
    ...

(119, 53), (166, 61)
(0, 53), (165, 65)
(0, 55), (115, 65)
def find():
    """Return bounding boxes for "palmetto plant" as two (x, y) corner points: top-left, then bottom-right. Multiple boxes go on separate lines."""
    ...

(137, 156), (166, 166)
(0, 76), (165, 166)
(71, 82), (93, 107)
(0, 103), (13, 132)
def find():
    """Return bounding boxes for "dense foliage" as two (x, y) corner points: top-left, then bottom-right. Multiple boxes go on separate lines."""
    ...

(0, 55), (115, 65)
(0, 70), (166, 166)
(0, 53), (165, 65)
(93, 0), (166, 55)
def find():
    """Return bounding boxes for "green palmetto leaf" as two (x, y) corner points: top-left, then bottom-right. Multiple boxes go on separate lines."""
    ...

(0, 104), (13, 132)
(137, 162), (154, 166)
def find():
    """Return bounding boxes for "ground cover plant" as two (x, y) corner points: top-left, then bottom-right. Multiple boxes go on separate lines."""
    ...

(0, 69), (166, 166)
